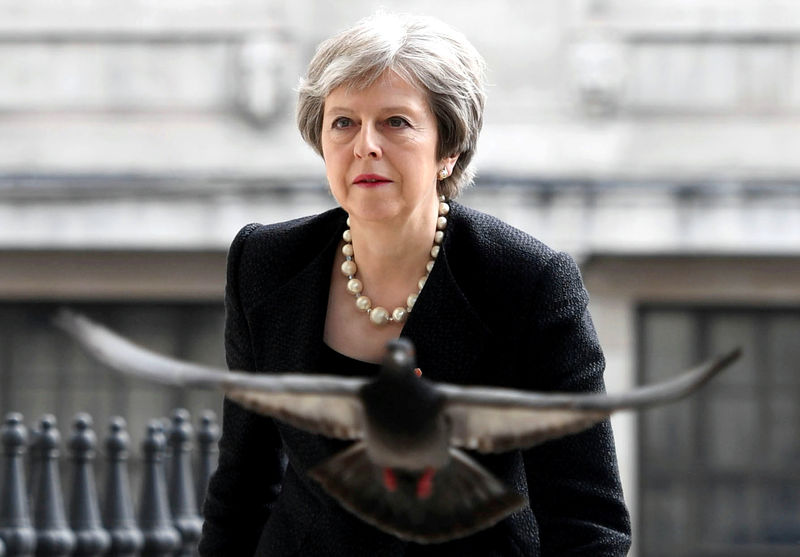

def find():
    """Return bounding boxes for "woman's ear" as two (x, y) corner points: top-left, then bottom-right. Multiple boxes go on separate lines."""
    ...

(441, 154), (460, 176)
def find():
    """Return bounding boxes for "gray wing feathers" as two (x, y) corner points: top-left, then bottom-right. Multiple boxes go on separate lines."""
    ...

(447, 406), (608, 453)
(443, 348), (740, 453)
(54, 309), (367, 439)
(53, 308), (227, 387)
(228, 389), (365, 439)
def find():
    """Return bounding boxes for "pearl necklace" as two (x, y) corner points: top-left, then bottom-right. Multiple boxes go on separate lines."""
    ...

(340, 197), (450, 326)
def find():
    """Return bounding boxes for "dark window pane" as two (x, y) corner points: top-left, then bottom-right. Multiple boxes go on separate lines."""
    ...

(639, 306), (800, 556)
(641, 399), (694, 469)
(706, 314), (758, 387)
(641, 481), (690, 551)
(758, 484), (800, 544)
(767, 315), (800, 386)
(699, 483), (759, 545)
(765, 393), (800, 470)
(642, 310), (697, 382)
(704, 394), (758, 471)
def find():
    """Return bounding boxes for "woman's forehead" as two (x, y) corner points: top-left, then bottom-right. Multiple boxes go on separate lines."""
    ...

(324, 70), (431, 113)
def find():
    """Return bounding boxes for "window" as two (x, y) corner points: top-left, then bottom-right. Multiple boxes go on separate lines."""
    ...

(638, 306), (800, 556)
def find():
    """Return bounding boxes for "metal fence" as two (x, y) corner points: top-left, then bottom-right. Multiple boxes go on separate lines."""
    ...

(0, 409), (219, 557)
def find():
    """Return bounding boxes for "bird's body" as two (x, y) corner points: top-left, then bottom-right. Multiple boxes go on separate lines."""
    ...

(54, 309), (740, 544)
(359, 341), (448, 470)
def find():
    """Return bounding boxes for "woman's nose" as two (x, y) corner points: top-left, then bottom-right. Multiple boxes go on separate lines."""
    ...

(353, 124), (382, 159)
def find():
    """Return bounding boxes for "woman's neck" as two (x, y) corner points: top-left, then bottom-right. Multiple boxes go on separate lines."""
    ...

(346, 202), (439, 302)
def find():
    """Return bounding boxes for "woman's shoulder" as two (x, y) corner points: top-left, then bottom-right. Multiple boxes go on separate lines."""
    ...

(446, 202), (586, 308)
(231, 206), (346, 261)
(226, 206), (346, 292)
(448, 201), (560, 273)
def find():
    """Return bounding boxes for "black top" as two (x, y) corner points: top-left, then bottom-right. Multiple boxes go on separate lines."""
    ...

(317, 342), (380, 377)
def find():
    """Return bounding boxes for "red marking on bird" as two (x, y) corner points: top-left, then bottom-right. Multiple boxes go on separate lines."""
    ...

(416, 467), (435, 499)
(383, 468), (398, 492)
(414, 367), (422, 377)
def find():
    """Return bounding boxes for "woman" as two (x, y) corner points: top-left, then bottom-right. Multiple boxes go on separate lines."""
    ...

(200, 13), (631, 556)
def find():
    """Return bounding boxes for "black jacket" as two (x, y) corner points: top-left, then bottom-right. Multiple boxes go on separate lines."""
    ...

(200, 202), (631, 556)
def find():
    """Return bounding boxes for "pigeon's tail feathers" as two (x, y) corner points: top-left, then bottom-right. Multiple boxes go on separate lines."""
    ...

(309, 444), (526, 544)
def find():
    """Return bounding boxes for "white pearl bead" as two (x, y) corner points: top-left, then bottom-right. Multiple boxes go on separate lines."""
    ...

(426, 260), (435, 273)
(392, 307), (408, 323)
(370, 306), (390, 325)
(430, 245), (440, 258)
(342, 229), (352, 242)
(434, 230), (444, 244)
(407, 293), (418, 310)
(418, 276), (427, 290)
(346, 278), (363, 295)
(356, 295), (372, 311)
(436, 216), (448, 230)
(342, 243), (354, 257)
(341, 260), (357, 276)
(439, 202), (450, 216)
(346, 217), (351, 226)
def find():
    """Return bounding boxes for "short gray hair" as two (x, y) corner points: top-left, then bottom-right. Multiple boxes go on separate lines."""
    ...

(297, 13), (487, 199)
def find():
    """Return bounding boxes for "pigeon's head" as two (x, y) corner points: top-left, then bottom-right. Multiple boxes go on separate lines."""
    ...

(381, 338), (416, 375)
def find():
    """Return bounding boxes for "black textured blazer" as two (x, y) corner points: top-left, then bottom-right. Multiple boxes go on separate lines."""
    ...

(200, 202), (631, 556)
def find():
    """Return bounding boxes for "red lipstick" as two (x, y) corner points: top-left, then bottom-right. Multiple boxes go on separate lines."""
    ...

(353, 174), (392, 187)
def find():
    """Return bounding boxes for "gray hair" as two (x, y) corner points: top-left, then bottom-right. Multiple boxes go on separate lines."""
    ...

(297, 13), (487, 199)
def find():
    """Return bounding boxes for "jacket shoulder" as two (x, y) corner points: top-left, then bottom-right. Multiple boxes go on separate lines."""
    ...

(447, 203), (587, 316)
(448, 202), (559, 279)
(227, 207), (346, 292)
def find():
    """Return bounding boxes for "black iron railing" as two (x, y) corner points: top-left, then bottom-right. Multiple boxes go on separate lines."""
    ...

(0, 410), (219, 557)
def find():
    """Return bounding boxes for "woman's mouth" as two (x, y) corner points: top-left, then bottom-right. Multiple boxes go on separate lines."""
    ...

(353, 174), (392, 187)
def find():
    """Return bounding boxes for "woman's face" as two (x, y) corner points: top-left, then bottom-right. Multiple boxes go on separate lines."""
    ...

(321, 70), (455, 225)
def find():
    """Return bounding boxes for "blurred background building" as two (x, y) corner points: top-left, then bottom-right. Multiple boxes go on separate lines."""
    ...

(1, 0), (799, 555)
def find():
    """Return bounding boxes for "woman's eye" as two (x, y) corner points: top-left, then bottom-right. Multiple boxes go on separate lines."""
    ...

(332, 117), (353, 129)
(387, 117), (409, 128)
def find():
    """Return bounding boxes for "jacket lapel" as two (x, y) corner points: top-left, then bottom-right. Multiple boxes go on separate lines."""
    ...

(402, 206), (490, 384)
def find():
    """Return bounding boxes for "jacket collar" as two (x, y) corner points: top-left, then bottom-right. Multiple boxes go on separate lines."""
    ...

(259, 203), (489, 379)
(402, 202), (489, 383)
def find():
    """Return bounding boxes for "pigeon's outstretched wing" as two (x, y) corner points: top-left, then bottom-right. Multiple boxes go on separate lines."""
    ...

(54, 309), (368, 440)
(440, 348), (740, 453)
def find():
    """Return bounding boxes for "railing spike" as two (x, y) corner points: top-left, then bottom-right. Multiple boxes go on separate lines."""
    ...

(103, 417), (143, 557)
(138, 421), (180, 557)
(0, 413), (36, 556)
(167, 409), (202, 557)
(30, 415), (75, 556)
(67, 414), (110, 557)
(195, 410), (219, 516)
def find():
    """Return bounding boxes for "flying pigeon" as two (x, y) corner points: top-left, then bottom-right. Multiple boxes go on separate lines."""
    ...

(54, 309), (740, 544)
